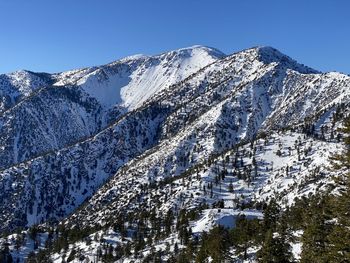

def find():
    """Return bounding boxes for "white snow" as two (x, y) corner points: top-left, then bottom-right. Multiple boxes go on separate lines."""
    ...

(77, 69), (126, 107)
(54, 45), (224, 109)
(192, 209), (263, 233)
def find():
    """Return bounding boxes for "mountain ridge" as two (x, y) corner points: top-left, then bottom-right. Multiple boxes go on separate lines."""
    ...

(0, 45), (349, 262)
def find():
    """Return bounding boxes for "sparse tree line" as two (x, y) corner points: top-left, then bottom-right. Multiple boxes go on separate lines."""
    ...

(1, 113), (349, 262)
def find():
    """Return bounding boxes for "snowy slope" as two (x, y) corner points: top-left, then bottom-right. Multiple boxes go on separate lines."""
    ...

(0, 70), (52, 112)
(0, 45), (349, 262)
(37, 131), (344, 263)
(54, 45), (225, 109)
(0, 46), (223, 171)
(1, 46), (349, 232)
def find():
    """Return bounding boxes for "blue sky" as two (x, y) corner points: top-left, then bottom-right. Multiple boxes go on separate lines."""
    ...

(1, 0), (349, 74)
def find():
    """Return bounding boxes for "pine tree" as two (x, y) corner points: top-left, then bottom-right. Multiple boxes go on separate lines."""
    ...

(298, 193), (333, 263)
(258, 229), (293, 263)
(207, 226), (230, 263)
(298, 117), (350, 262)
(263, 199), (280, 231)
(0, 243), (13, 263)
(228, 181), (234, 193)
(231, 215), (260, 260)
(257, 229), (275, 262)
(331, 117), (350, 170)
(325, 116), (350, 261)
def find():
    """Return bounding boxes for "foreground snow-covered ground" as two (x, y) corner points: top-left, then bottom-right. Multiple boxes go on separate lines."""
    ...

(1, 129), (343, 262)
(45, 132), (345, 262)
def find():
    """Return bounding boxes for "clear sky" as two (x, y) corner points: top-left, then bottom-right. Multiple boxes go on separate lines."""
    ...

(1, 0), (349, 74)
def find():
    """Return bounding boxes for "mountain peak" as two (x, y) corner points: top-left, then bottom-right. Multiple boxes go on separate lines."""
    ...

(232, 46), (319, 74)
(154, 45), (226, 61)
(254, 45), (293, 63)
(176, 45), (226, 57)
(118, 54), (149, 62)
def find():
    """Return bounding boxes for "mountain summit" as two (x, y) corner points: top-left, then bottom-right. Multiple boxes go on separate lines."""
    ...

(53, 45), (225, 109)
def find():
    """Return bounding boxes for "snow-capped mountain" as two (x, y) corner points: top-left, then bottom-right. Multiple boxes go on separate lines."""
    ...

(64, 45), (349, 228)
(0, 45), (349, 262)
(0, 46), (223, 170)
(53, 45), (224, 110)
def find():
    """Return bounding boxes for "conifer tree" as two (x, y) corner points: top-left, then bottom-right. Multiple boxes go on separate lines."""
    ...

(300, 211), (330, 262)
(301, 117), (350, 262)
(0, 243), (13, 263)
(258, 227), (293, 262)
(325, 117), (350, 261)
(263, 199), (280, 231)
